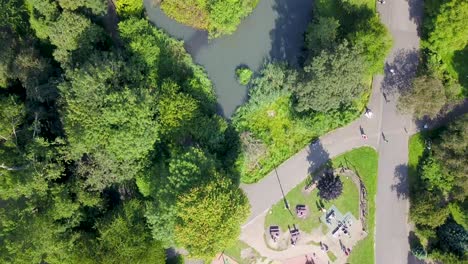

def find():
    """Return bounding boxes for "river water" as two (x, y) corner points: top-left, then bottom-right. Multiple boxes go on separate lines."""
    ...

(143, 0), (313, 117)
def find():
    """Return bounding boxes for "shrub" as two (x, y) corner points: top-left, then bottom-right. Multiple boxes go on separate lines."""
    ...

(236, 67), (253, 85)
(317, 172), (343, 200)
(115, 0), (144, 18)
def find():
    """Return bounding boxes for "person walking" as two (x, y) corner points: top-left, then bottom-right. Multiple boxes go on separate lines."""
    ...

(381, 132), (388, 142)
(360, 126), (368, 140)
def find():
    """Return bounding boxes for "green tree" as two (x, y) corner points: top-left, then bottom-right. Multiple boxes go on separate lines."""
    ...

(93, 200), (166, 264)
(48, 11), (102, 64)
(59, 53), (159, 189)
(419, 156), (454, 195)
(160, 0), (259, 38)
(236, 67), (253, 85)
(435, 221), (468, 258)
(0, 197), (78, 263)
(398, 75), (447, 119)
(157, 81), (199, 138)
(424, 0), (468, 89)
(115, 0), (144, 18)
(0, 0), (30, 34)
(448, 202), (468, 229)
(0, 96), (64, 200)
(349, 15), (392, 75)
(410, 191), (450, 228)
(143, 147), (216, 247)
(57, 0), (106, 14)
(27, 0), (60, 40)
(433, 114), (467, 196)
(294, 41), (369, 113)
(305, 16), (340, 56)
(161, 0), (210, 30)
(174, 177), (250, 260)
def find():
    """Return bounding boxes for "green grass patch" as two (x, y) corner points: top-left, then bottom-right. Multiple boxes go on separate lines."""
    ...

(265, 148), (375, 243)
(265, 172), (359, 233)
(327, 251), (338, 262)
(224, 240), (261, 264)
(408, 133), (425, 194)
(331, 147), (378, 264)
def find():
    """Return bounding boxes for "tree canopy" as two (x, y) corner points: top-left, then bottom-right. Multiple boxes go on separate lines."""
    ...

(398, 75), (447, 119)
(294, 41), (369, 113)
(0, 0), (248, 262)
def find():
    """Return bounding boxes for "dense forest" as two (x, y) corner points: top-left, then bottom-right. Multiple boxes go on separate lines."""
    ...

(409, 115), (467, 263)
(0, 0), (248, 262)
(159, 0), (259, 38)
(233, 0), (391, 182)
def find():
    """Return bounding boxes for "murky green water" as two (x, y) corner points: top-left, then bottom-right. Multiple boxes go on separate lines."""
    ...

(144, 0), (313, 117)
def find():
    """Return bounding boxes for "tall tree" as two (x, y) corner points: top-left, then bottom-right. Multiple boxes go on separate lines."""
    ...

(419, 155), (454, 195)
(410, 191), (450, 228)
(59, 52), (159, 189)
(432, 114), (468, 197)
(294, 41), (369, 113)
(398, 75), (447, 119)
(305, 16), (340, 57)
(174, 176), (249, 260)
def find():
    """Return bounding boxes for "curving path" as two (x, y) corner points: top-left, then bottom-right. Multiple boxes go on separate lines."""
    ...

(240, 0), (424, 263)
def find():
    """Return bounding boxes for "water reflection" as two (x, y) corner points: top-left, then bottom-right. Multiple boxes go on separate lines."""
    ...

(143, 0), (313, 117)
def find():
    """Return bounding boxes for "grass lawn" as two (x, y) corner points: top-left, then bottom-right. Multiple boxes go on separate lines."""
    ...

(224, 240), (261, 264)
(331, 147), (378, 264)
(408, 133), (425, 194)
(265, 147), (377, 263)
(264, 172), (359, 234)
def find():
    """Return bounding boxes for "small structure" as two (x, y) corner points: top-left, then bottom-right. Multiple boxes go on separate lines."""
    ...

(289, 225), (300, 246)
(269, 226), (280, 242)
(295, 205), (309, 218)
(321, 205), (357, 238)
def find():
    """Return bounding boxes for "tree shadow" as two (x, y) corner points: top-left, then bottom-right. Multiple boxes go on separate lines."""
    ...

(452, 45), (468, 96)
(269, 0), (313, 66)
(183, 30), (209, 58)
(413, 98), (468, 131)
(407, 231), (427, 264)
(405, 0), (424, 36)
(391, 164), (409, 200)
(306, 139), (331, 176)
(381, 49), (420, 96)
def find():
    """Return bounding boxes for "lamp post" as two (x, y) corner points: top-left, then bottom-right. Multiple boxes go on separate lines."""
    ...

(274, 167), (289, 211)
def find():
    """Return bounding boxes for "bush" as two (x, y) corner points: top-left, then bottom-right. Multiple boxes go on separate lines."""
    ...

(236, 67), (253, 85)
(160, 0), (259, 38)
(317, 172), (343, 200)
(115, 0), (144, 18)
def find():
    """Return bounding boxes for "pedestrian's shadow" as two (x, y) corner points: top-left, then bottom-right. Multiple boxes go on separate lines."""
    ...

(306, 140), (331, 176)
(381, 49), (420, 96)
(391, 164), (409, 200)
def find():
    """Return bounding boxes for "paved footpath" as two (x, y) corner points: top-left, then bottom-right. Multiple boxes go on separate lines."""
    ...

(240, 0), (424, 263)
